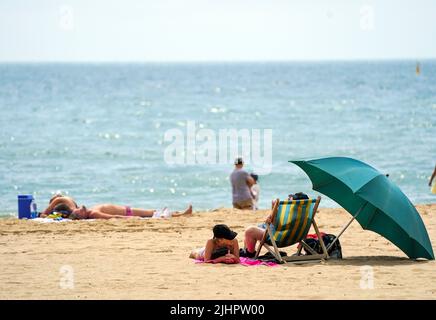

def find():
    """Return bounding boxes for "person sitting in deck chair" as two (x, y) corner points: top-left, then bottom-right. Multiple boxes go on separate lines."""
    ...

(241, 196), (329, 263)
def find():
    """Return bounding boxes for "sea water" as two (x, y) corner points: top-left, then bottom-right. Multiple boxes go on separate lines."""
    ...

(0, 61), (435, 216)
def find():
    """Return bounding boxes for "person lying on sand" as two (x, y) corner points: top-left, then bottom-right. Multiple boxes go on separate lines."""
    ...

(47, 203), (192, 220)
(189, 224), (240, 264)
(40, 193), (79, 218)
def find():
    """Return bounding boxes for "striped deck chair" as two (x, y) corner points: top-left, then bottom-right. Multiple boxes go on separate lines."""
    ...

(254, 196), (329, 263)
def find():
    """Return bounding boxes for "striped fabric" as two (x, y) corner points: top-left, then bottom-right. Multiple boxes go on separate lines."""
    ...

(266, 199), (316, 248)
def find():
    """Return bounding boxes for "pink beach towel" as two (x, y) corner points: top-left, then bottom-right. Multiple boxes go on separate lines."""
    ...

(194, 257), (279, 267)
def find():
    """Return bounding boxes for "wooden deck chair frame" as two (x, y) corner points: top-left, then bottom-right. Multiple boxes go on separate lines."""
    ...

(254, 196), (329, 264)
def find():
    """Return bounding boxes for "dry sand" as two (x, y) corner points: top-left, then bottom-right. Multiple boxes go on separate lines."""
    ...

(1, 204), (435, 300)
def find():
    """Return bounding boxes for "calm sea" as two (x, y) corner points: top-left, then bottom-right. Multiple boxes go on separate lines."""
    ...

(0, 61), (435, 216)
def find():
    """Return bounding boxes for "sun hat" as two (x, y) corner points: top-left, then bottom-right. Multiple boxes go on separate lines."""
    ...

(213, 224), (238, 240)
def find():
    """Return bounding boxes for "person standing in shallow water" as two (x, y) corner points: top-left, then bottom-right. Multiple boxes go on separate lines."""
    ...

(230, 157), (255, 210)
(250, 173), (260, 210)
(429, 164), (436, 194)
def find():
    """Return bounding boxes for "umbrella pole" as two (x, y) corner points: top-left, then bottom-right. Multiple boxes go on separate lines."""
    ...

(326, 202), (368, 252)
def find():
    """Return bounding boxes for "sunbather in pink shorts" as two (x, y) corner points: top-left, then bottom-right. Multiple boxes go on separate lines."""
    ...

(67, 203), (192, 220)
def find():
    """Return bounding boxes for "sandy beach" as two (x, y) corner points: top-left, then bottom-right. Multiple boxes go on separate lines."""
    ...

(0, 204), (435, 300)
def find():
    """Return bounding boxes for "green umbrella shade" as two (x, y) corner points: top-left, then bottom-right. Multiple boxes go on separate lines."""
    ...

(291, 157), (434, 260)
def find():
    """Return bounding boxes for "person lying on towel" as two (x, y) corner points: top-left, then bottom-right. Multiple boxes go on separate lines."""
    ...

(44, 202), (192, 219)
(190, 224), (240, 264)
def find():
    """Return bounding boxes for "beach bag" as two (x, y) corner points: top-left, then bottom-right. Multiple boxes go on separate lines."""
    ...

(303, 234), (342, 259)
(322, 234), (342, 259)
(255, 251), (288, 264)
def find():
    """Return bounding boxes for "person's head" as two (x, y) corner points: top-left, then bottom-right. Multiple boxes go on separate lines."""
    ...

(213, 224), (237, 246)
(234, 157), (244, 169)
(52, 203), (72, 218)
(70, 205), (89, 220)
(250, 173), (258, 183)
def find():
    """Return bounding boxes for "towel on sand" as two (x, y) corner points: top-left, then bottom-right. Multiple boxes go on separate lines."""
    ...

(31, 217), (73, 223)
(195, 257), (278, 267)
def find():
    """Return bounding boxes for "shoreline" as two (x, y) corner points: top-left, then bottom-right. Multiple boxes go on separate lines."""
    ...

(0, 204), (435, 299)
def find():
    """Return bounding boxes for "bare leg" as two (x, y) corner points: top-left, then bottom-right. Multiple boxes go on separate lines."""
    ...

(189, 247), (205, 260)
(244, 226), (265, 253)
(171, 204), (193, 217)
(131, 208), (156, 217)
(189, 249), (200, 259)
(93, 204), (155, 217)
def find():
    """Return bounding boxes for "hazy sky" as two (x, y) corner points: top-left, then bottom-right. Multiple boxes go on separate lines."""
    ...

(1, 0), (435, 62)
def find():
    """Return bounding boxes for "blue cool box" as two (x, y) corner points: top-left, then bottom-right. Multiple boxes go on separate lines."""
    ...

(18, 195), (34, 219)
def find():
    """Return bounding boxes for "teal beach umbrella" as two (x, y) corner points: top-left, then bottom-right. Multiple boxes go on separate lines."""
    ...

(290, 157), (434, 260)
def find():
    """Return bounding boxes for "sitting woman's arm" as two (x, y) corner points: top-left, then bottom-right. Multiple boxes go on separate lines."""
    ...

(265, 213), (273, 224)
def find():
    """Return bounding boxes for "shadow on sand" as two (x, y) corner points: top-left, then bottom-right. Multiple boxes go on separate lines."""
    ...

(324, 256), (434, 267)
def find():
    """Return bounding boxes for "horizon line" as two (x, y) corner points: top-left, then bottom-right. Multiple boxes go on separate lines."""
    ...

(1, 57), (436, 64)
